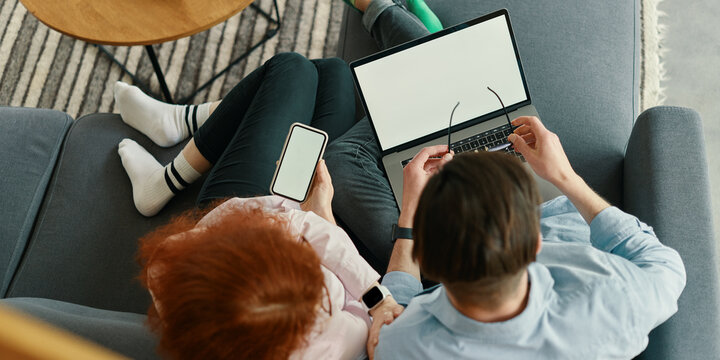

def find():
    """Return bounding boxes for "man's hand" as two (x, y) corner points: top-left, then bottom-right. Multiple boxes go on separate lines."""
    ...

(508, 116), (610, 223)
(367, 297), (404, 360)
(300, 160), (336, 225)
(508, 116), (576, 187)
(399, 145), (453, 228)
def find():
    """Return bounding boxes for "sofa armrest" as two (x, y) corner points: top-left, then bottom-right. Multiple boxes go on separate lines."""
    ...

(624, 106), (719, 358)
(0, 107), (72, 297)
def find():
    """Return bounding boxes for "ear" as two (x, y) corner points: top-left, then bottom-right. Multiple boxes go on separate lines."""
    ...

(536, 233), (542, 255)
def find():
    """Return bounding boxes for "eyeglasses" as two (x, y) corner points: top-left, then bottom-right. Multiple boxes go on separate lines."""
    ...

(447, 87), (514, 153)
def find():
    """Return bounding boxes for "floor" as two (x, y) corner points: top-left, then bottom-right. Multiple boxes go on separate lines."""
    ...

(659, 0), (720, 251)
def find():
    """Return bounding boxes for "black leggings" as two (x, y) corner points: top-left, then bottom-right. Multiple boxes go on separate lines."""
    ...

(193, 53), (357, 205)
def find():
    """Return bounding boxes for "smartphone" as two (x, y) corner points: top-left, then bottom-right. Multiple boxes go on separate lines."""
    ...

(270, 123), (329, 203)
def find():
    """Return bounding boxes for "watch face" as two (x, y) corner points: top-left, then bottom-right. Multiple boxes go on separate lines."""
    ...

(363, 286), (384, 308)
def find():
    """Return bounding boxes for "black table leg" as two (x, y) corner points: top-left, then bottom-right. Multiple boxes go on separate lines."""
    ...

(94, 44), (155, 98)
(177, 0), (281, 104)
(144, 45), (174, 103)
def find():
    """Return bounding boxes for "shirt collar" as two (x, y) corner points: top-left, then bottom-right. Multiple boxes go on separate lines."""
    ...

(420, 263), (554, 338)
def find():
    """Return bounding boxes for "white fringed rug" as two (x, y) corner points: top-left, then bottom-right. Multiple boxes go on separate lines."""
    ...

(0, 0), (664, 119)
(641, 0), (667, 111)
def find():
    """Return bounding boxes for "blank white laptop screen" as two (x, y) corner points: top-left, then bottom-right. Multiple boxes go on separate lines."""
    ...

(353, 14), (527, 151)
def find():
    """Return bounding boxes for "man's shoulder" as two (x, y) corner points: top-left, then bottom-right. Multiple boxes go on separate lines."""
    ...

(530, 261), (646, 349)
(537, 242), (646, 294)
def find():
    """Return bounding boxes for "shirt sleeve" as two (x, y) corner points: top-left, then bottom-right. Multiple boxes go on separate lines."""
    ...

(293, 210), (381, 300)
(381, 271), (423, 307)
(589, 206), (687, 330)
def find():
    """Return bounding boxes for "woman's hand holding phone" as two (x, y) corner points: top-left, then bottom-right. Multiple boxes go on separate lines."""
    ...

(300, 159), (336, 225)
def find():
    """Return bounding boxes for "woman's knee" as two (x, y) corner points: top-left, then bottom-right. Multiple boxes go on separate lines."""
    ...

(313, 58), (353, 85)
(312, 58), (355, 113)
(266, 52), (318, 84)
(267, 52), (310, 66)
(313, 57), (349, 71)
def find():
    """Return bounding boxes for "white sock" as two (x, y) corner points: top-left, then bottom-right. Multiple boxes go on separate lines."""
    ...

(114, 82), (212, 147)
(118, 139), (201, 217)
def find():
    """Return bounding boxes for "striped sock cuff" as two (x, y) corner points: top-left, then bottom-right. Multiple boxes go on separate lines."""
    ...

(196, 102), (211, 127)
(173, 152), (201, 183)
(164, 168), (181, 194)
(183, 105), (198, 134)
(164, 152), (201, 193)
(182, 103), (212, 135)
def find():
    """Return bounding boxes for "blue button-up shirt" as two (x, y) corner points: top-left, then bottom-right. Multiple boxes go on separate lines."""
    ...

(378, 196), (686, 359)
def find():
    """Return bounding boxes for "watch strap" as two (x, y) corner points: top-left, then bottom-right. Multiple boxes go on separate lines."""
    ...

(392, 223), (413, 242)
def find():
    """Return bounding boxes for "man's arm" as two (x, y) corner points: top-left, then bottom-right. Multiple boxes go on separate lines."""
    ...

(382, 145), (453, 299)
(366, 145), (452, 359)
(390, 215), (420, 281)
(381, 240), (423, 308)
(509, 116), (686, 329)
(508, 116), (609, 224)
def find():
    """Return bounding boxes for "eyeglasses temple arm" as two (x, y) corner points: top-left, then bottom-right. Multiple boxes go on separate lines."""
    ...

(448, 101), (460, 151)
(487, 87), (513, 129)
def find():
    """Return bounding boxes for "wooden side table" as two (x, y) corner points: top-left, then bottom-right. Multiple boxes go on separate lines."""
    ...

(20, 0), (281, 103)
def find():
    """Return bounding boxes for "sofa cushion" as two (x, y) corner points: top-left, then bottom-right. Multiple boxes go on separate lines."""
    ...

(338, 0), (640, 205)
(2, 297), (158, 359)
(7, 114), (205, 314)
(0, 107), (72, 296)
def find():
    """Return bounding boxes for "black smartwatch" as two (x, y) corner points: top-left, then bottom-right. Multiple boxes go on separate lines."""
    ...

(362, 284), (392, 312)
(391, 223), (413, 242)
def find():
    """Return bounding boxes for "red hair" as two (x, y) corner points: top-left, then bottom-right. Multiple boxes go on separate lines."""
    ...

(137, 202), (325, 360)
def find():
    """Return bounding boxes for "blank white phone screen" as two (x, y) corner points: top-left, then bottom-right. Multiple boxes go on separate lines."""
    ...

(272, 126), (326, 201)
(354, 14), (527, 151)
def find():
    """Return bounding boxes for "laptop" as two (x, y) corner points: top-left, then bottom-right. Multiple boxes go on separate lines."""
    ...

(351, 9), (559, 207)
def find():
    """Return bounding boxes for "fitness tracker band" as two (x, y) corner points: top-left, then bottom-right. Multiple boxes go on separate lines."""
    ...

(391, 223), (413, 242)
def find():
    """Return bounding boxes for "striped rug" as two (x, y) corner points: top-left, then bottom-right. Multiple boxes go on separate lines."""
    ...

(1, 0), (664, 119)
(0, 0), (344, 119)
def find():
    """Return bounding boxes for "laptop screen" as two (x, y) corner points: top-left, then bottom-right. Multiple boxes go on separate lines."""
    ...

(352, 10), (529, 152)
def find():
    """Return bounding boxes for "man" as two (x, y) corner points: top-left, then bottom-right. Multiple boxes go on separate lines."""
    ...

(325, 0), (685, 357)
(358, 116), (686, 358)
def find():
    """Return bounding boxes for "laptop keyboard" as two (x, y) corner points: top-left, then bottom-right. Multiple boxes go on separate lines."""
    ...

(401, 124), (524, 167)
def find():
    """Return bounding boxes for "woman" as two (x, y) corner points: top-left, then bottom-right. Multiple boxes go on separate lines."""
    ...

(118, 53), (403, 359)
(138, 186), (385, 359)
(119, 1), (442, 358)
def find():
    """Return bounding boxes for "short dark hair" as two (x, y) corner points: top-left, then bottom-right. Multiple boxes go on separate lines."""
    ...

(413, 152), (541, 305)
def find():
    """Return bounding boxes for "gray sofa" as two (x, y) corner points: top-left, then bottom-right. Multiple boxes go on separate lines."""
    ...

(1, 0), (718, 359)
